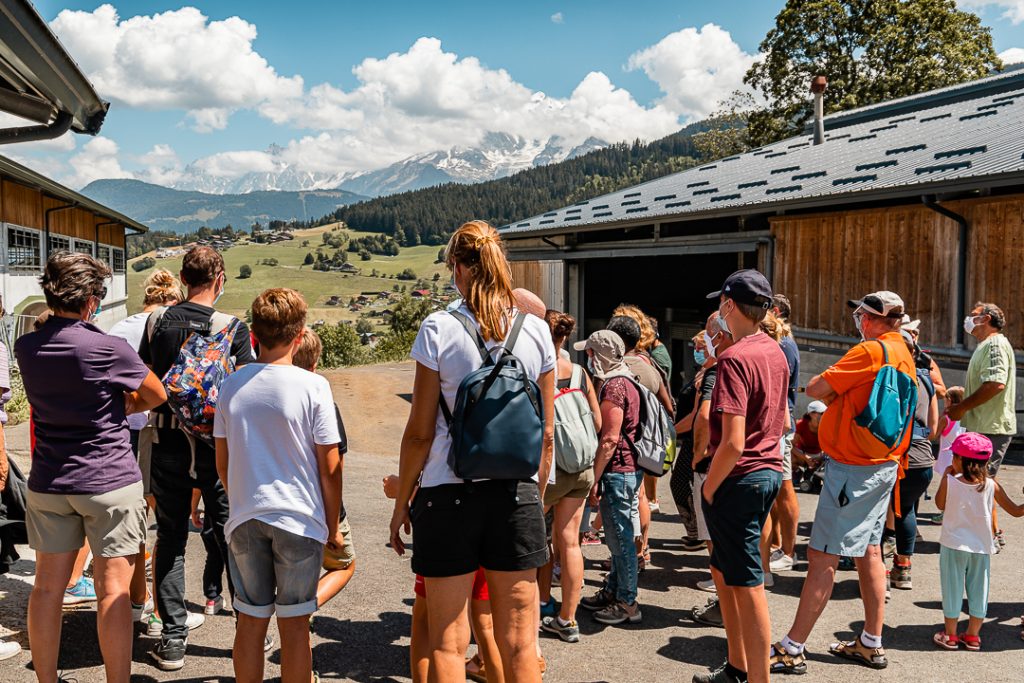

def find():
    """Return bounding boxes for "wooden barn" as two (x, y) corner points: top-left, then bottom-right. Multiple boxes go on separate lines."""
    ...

(501, 69), (1024, 412)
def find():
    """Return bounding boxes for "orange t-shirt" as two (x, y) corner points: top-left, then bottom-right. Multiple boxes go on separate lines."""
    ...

(818, 331), (917, 466)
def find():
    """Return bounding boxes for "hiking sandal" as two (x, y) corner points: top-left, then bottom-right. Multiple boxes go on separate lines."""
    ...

(828, 639), (888, 669)
(466, 654), (487, 683)
(769, 642), (807, 675)
(961, 634), (981, 651)
(933, 632), (959, 650)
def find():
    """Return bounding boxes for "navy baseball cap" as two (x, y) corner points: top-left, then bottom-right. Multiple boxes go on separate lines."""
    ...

(707, 269), (773, 308)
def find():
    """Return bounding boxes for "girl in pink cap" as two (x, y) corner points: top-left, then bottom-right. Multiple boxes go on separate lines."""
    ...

(933, 432), (1024, 650)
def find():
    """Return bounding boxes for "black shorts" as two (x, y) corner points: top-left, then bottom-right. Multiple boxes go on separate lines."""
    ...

(411, 480), (549, 577)
(702, 469), (781, 587)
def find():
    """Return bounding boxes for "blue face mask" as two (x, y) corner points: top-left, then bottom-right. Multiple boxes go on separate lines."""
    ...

(693, 349), (707, 366)
(585, 354), (596, 376)
(92, 303), (103, 320)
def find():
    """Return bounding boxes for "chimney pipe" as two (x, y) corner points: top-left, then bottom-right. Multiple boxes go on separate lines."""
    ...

(811, 75), (827, 145)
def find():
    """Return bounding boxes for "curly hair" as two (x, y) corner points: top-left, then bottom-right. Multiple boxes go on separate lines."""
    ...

(142, 268), (184, 306)
(612, 303), (655, 351)
(544, 309), (576, 345)
(40, 252), (110, 314)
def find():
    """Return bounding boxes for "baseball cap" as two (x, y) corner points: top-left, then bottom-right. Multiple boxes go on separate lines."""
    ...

(847, 291), (905, 319)
(573, 329), (625, 358)
(707, 269), (773, 308)
(951, 433), (993, 461)
(806, 400), (828, 415)
(903, 318), (921, 332)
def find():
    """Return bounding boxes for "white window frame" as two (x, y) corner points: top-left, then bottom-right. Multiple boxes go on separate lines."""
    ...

(47, 233), (71, 256)
(112, 247), (126, 273)
(5, 223), (43, 272)
(72, 238), (94, 256)
(97, 243), (111, 266)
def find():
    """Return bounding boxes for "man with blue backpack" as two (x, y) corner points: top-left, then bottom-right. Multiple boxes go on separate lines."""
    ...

(770, 291), (916, 677)
(138, 246), (255, 671)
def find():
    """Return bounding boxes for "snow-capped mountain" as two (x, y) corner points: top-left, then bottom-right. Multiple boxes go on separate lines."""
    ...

(168, 133), (608, 198)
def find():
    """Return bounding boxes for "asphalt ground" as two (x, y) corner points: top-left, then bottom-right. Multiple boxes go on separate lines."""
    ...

(2, 373), (1024, 681)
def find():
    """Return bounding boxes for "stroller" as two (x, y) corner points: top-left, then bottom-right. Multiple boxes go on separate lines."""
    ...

(793, 453), (826, 494)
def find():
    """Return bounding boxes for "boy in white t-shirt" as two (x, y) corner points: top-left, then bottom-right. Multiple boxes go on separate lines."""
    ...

(214, 288), (342, 683)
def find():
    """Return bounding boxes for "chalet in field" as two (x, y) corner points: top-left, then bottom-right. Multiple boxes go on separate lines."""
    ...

(502, 70), (1024, 406)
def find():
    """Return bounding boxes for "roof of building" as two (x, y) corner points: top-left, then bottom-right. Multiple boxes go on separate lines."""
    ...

(0, 153), (148, 233)
(501, 69), (1024, 238)
(0, 0), (109, 135)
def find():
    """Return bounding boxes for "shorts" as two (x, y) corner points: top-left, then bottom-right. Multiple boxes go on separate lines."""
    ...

(27, 481), (147, 557)
(134, 423), (156, 496)
(544, 467), (595, 507)
(322, 516), (356, 570)
(809, 458), (897, 557)
(226, 518), (323, 618)
(411, 480), (548, 577)
(414, 567), (490, 601)
(983, 434), (1013, 476)
(702, 469), (781, 587)
(781, 433), (794, 482)
(692, 471), (711, 541)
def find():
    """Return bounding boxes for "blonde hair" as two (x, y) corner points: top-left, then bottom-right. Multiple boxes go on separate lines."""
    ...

(760, 310), (790, 341)
(251, 288), (307, 349)
(293, 326), (322, 372)
(612, 304), (655, 351)
(692, 330), (706, 350)
(445, 220), (515, 342)
(143, 268), (184, 307)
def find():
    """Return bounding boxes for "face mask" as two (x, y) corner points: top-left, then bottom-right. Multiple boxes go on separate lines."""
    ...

(693, 349), (707, 366)
(963, 316), (977, 334)
(92, 303), (103, 320)
(703, 331), (718, 359)
(717, 302), (731, 335)
(213, 275), (225, 307)
(585, 354), (597, 377)
(853, 312), (865, 340)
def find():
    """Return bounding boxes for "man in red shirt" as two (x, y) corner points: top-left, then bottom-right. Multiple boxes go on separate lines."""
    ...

(694, 270), (790, 683)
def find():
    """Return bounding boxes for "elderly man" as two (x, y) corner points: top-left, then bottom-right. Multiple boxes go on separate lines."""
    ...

(770, 291), (916, 675)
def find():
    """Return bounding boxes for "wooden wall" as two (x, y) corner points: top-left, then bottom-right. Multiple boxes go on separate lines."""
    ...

(1, 178), (127, 247)
(772, 193), (1024, 350)
(509, 260), (565, 311)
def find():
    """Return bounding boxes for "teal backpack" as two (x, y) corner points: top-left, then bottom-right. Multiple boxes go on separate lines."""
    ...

(854, 340), (917, 450)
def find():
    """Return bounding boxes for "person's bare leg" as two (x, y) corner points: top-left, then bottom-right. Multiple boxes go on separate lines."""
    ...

(470, 599), (504, 683)
(786, 548), (839, 643)
(712, 567), (746, 673)
(485, 569), (542, 683)
(423, 573), (474, 682)
(93, 555), (136, 683)
(67, 543), (90, 588)
(733, 584), (772, 683)
(411, 596), (430, 683)
(644, 473), (658, 508)
(555, 497), (586, 622)
(760, 515), (772, 574)
(637, 486), (650, 558)
(769, 504), (782, 551)
(28, 550), (77, 683)
(278, 614), (313, 683)
(965, 615), (984, 638)
(776, 481), (800, 558)
(316, 562), (356, 607)
(233, 612), (270, 683)
(854, 545), (886, 637)
(130, 543), (148, 605)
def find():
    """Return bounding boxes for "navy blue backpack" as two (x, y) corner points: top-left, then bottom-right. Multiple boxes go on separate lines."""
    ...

(440, 311), (545, 481)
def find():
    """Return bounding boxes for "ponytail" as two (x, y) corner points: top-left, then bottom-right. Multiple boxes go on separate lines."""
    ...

(446, 220), (515, 342)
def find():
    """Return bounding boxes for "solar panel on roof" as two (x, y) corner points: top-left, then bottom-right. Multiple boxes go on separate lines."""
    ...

(566, 208), (582, 214)
(593, 204), (609, 209)
(920, 113), (952, 122)
(915, 161), (971, 174)
(693, 188), (718, 195)
(710, 193), (741, 202)
(698, 165), (718, 171)
(886, 144), (927, 155)
(654, 194), (677, 201)
(767, 185), (802, 194)
(738, 180), (768, 188)
(771, 166), (800, 174)
(849, 134), (878, 142)
(665, 201), (691, 209)
(856, 160), (898, 171)
(565, 216), (580, 221)
(765, 152), (787, 158)
(960, 110), (997, 121)
(687, 181), (710, 188)
(934, 145), (987, 159)
(625, 207), (648, 213)
(624, 192), (641, 198)
(870, 124), (897, 133)
(977, 102), (1012, 111)
(543, 212), (557, 217)
(889, 115), (916, 124)
(593, 211), (612, 217)
(833, 174), (878, 185)
(517, 222), (530, 228)
(793, 171), (827, 180)
(621, 200), (641, 206)
(539, 219), (554, 224)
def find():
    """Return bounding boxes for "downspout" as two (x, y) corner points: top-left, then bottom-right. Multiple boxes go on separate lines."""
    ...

(94, 220), (119, 259)
(0, 111), (73, 145)
(922, 196), (968, 348)
(44, 201), (76, 258)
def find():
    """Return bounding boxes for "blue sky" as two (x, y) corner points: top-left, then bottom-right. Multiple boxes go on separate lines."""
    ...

(12, 1), (1024, 189)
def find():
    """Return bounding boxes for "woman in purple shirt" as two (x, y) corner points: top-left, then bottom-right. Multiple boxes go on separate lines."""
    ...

(15, 253), (166, 683)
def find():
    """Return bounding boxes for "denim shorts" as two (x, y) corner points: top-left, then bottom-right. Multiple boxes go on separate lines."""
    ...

(809, 458), (897, 557)
(227, 519), (323, 618)
(703, 469), (781, 587)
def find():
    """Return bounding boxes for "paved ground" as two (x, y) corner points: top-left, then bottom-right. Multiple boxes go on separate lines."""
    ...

(2, 362), (1024, 682)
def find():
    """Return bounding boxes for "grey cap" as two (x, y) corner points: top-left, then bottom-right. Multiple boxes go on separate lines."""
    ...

(573, 329), (625, 358)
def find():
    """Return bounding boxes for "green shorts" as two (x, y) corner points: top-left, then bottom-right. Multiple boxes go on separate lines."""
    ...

(322, 516), (356, 570)
(27, 481), (147, 558)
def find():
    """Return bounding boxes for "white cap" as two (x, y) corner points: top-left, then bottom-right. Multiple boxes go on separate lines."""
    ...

(847, 291), (905, 319)
(903, 318), (921, 332)
(806, 400), (828, 414)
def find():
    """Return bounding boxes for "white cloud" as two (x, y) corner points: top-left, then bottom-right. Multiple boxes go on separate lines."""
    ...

(958, 1), (1024, 24)
(551, 12), (564, 24)
(66, 137), (132, 188)
(1000, 47), (1024, 63)
(192, 150), (279, 178)
(627, 23), (759, 120)
(49, 5), (303, 130)
(135, 144), (184, 185)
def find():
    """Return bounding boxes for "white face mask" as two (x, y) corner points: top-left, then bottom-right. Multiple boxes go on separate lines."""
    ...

(717, 302), (732, 335)
(853, 312), (865, 340)
(703, 331), (719, 359)
(963, 315), (978, 334)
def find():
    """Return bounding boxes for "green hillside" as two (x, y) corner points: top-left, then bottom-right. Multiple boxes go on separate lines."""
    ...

(127, 224), (448, 329)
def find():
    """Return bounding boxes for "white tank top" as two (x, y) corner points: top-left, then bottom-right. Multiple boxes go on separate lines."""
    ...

(939, 474), (996, 555)
(933, 419), (965, 475)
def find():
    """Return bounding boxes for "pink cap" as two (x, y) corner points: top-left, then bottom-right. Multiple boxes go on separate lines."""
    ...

(951, 433), (993, 461)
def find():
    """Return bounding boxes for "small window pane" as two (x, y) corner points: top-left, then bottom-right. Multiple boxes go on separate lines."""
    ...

(97, 244), (111, 265)
(112, 248), (126, 272)
(7, 227), (41, 271)
(73, 240), (93, 256)
(48, 234), (71, 255)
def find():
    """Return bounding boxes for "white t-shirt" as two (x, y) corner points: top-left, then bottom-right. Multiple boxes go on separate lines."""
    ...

(108, 312), (152, 431)
(213, 363), (341, 543)
(410, 304), (556, 488)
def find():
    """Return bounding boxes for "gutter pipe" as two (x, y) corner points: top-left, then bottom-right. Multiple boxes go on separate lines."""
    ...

(922, 195), (969, 348)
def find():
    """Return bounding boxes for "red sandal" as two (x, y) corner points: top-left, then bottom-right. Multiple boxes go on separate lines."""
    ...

(961, 634), (981, 651)
(932, 632), (959, 650)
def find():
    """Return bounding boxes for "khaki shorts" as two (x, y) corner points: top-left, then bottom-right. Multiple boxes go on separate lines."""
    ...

(322, 516), (356, 570)
(544, 467), (595, 507)
(27, 481), (147, 558)
(781, 432), (794, 482)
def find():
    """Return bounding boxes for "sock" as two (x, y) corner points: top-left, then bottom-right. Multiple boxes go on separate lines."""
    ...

(556, 616), (573, 627)
(780, 635), (804, 655)
(725, 663), (747, 681)
(860, 630), (882, 649)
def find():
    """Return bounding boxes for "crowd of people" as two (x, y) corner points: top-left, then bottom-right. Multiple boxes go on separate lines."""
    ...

(0, 218), (1020, 683)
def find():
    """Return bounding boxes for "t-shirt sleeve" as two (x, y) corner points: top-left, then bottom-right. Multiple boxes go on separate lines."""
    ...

(312, 378), (342, 446)
(106, 337), (151, 393)
(712, 357), (750, 416)
(700, 368), (717, 403)
(820, 342), (873, 395)
(601, 377), (628, 411)
(538, 323), (557, 374)
(213, 395), (227, 439)
(138, 321), (153, 365)
(410, 314), (442, 370)
(333, 403), (349, 454)
(232, 321), (256, 366)
(979, 341), (1011, 385)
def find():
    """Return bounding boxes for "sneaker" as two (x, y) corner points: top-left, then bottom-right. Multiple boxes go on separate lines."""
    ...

(580, 530), (602, 546)
(63, 577), (97, 606)
(145, 612), (206, 636)
(882, 537), (897, 559)
(0, 639), (21, 661)
(579, 588), (615, 612)
(689, 597), (723, 628)
(932, 512), (943, 525)
(692, 661), (744, 683)
(770, 552), (795, 572)
(885, 570), (892, 603)
(697, 578), (718, 593)
(891, 561), (912, 590)
(204, 595), (225, 616)
(541, 616), (580, 643)
(264, 634), (274, 653)
(540, 599), (560, 619)
(681, 537), (707, 552)
(764, 572), (775, 589)
(132, 597), (155, 621)
(996, 529), (1006, 548)
(593, 601), (642, 625)
(149, 638), (186, 671)
(648, 500), (660, 513)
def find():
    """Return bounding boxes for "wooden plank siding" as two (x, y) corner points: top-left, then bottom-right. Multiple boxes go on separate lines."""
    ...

(509, 260), (565, 311)
(3, 179), (43, 229)
(0, 178), (127, 247)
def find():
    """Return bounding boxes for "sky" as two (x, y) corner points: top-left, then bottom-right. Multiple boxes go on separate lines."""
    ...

(7, 0), (1024, 189)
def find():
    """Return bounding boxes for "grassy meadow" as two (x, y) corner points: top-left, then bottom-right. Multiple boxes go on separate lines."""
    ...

(127, 223), (448, 328)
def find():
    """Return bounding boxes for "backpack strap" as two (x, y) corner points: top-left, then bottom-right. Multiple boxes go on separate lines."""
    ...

(502, 313), (527, 357)
(876, 339), (890, 366)
(209, 311), (236, 334)
(569, 363), (584, 391)
(448, 309), (490, 364)
(145, 306), (169, 344)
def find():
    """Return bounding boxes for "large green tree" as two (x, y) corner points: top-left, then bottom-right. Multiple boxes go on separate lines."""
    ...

(743, 0), (1001, 146)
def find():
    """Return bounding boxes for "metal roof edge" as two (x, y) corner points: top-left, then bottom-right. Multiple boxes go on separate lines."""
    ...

(0, 153), (148, 233)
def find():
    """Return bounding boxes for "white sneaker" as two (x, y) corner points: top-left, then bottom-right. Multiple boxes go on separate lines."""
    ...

(0, 639), (21, 661)
(648, 500), (661, 513)
(764, 571), (775, 589)
(770, 553), (795, 572)
(204, 595), (225, 615)
(145, 611), (206, 636)
(697, 578), (717, 593)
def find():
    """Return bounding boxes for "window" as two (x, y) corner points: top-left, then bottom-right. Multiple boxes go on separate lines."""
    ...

(48, 234), (71, 255)
(112, 248), (125, 273)
(73, 240), (93, 256)
(7, 226), (41, 271)
(97, 244), (111, 265)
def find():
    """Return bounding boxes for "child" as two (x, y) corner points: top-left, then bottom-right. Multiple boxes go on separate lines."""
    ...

(292, 326), (356, 608)
(214, 289), (343, 683)
(933, 432), (1024, 651)
(791, 401), (826, 492)
(932, 387), (966, 526)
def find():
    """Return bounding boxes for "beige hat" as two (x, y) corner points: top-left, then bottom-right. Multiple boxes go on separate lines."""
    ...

(848, 291), (905, 319)
(902, 318), (921, 332)
(573, 329), (624, 357)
